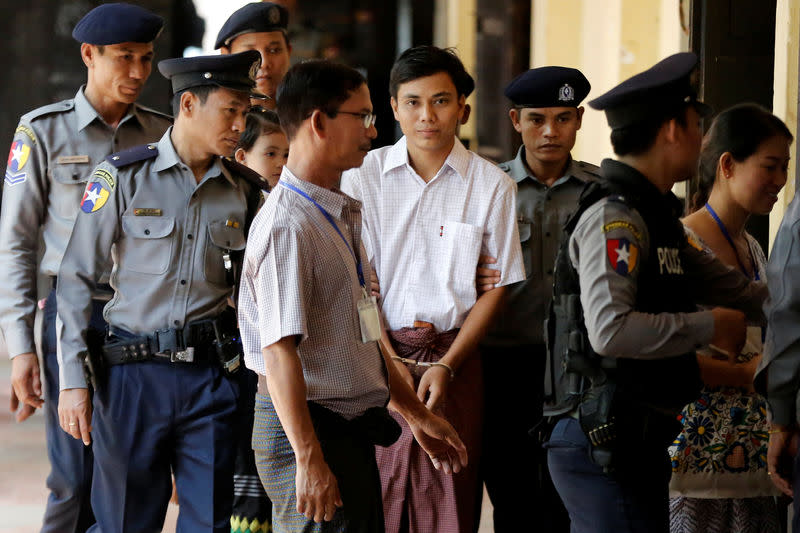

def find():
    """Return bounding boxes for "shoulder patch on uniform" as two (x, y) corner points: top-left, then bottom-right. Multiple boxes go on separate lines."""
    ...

(606, 237), (639, 276)
(21, 100), (74, 123)
(602, 220), (643, 241)
(106, 143), (159, 168)
(5, 139), (32, 188)
(80, 179), (112, 213)
(14, 124), (37, 145)
(221, 157), (270, 191)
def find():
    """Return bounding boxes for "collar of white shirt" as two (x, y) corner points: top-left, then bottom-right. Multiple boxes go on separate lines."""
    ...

(382, 135), (471, 183)
(280, 166), (359, 218)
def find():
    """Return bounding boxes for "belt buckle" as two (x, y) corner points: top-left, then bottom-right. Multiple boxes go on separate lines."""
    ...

(170, 347), (195, 363)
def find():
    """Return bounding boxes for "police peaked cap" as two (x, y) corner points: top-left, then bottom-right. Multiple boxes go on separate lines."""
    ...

(589, 52), (712, 129)
(72, 3), (164, 45)
(158, 51), (266, 99)
(215, 2), (289, 49)
(504, 66), (591, 108)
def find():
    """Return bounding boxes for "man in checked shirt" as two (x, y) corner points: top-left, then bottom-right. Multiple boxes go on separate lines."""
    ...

(239, 59), (467, 532)
(340, 45), (525, 533)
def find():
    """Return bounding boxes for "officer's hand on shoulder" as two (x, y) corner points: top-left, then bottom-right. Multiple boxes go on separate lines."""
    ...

(710, 307), (747, 360)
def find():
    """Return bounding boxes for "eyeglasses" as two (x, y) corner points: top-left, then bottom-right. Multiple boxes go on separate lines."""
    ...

(337, 110), (377, 129)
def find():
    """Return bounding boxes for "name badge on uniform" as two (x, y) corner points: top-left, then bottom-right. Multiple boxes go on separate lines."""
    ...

(357, 289), (382, 343)
(57, 155), (90, 165)
(133, 208), (162, 216)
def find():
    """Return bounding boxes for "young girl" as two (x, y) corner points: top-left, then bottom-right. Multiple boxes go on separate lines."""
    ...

(230, 107), (288, 533)
(669, 103), (793, 533)
(234, 106), (289, 189)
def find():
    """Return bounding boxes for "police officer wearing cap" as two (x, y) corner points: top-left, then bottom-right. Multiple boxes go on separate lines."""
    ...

(216, 2), (291, 109)
(0, 4), (169, 532)
(477, 66), (595, 533)
(55, 51), (267, 532)
(543, 53), (769, 533)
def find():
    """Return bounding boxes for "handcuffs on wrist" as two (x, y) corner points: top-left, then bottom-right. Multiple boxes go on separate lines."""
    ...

(391, 356), (455, 381)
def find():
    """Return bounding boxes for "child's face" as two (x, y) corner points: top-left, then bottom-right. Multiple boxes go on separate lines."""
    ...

(238, 131), (289, 188)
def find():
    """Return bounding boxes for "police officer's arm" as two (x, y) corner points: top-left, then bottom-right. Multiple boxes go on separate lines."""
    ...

(0, 121), (47, 419)
(682, 237), (767, 324)
(56, 162), (122, 445)
(573, 201), (744, 359)
(758, 203), (800, 495)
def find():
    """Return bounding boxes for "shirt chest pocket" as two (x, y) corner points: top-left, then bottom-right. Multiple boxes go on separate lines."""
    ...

(120, 215), (176, 275)
(204, 221), (247, 286)
(440, 221), (483, 296)
(50, 164), (94, 221)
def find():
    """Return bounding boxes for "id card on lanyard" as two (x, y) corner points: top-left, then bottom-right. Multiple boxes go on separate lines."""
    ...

(280, 181), (382, 343)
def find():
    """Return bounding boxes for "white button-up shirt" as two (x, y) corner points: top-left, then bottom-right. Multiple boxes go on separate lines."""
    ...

(341, 136), (525, 332)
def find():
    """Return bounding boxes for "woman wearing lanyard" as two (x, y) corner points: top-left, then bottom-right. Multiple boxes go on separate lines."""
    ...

(668, 103), (793, 533)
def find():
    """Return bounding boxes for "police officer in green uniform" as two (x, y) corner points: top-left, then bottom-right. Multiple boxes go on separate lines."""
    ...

(480, 66), (596, 533)
(0, 4), (169, 532)
(543, 53), (769, 533)
(55, 51), (267, 532)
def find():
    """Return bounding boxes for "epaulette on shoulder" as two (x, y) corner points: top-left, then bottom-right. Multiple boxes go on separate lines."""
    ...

(575, 160), (602, 180)
(497, 161), (512, 173)
(106, 143), (159, 168)
(221, 157), (270, 191)
(21, 99), (74, 122)
(134, 103), (173, 123)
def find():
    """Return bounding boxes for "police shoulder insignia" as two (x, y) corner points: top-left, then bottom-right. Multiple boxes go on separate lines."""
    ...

(80, 180), (111, 213)
(221, 157), (269, 191)
(602, 219), (643, 241)
(606, 237), (639, 276)
(14, 124), (37, 145)
(5, 139), (31, 186)
(106, 143), (159, 168)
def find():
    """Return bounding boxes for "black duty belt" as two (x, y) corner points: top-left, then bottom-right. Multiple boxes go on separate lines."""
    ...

(102, 311), (237, 366)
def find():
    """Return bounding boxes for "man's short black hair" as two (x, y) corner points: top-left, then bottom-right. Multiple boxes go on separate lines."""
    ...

(276, 60), (366, 141)
(389, 45), (475, 99)
(610, 103), (690, 156)
(171, 85), (217, 116)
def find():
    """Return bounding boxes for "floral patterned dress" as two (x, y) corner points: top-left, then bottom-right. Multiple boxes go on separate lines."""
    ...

(668, 231), (779, 533)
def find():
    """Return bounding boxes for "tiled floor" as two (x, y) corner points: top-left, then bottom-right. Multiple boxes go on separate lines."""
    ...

(0, 353), (494, 532)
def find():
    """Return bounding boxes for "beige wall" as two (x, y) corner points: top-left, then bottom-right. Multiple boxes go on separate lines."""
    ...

(771, 0), (800, 249)
(435, 0), (478, 141)
(529, 0), (685, 168)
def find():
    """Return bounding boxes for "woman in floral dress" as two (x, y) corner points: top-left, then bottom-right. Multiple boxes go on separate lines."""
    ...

(669, 103), (793, 532)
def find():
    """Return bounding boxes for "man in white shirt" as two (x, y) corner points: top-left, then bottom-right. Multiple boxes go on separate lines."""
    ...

(341, 45), (525, 533)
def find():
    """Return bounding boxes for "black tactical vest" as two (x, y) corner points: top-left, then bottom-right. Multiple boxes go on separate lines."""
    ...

(544, 159), (702, 417)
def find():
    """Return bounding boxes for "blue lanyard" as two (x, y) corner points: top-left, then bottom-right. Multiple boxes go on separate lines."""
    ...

(280, 181), (366, 287)
(704, 203), (759, 281)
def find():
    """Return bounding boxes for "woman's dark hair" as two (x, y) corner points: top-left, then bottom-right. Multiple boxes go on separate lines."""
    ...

(276, 60), (366, 140)
(389, 45), (475, 99)
(690, 103), (793, 211)
(236, 106), (283, 152)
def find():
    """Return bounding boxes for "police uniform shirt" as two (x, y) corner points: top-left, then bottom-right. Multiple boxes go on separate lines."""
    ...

(340, 136), (526, 332)
(570, 159), (767, 359)
(760, 197), (800, 426)
(0, 87), (171, 358)
(56, 127), (259, 389)
(484, 146), (598, 347)
(238, 167), (390, 420)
